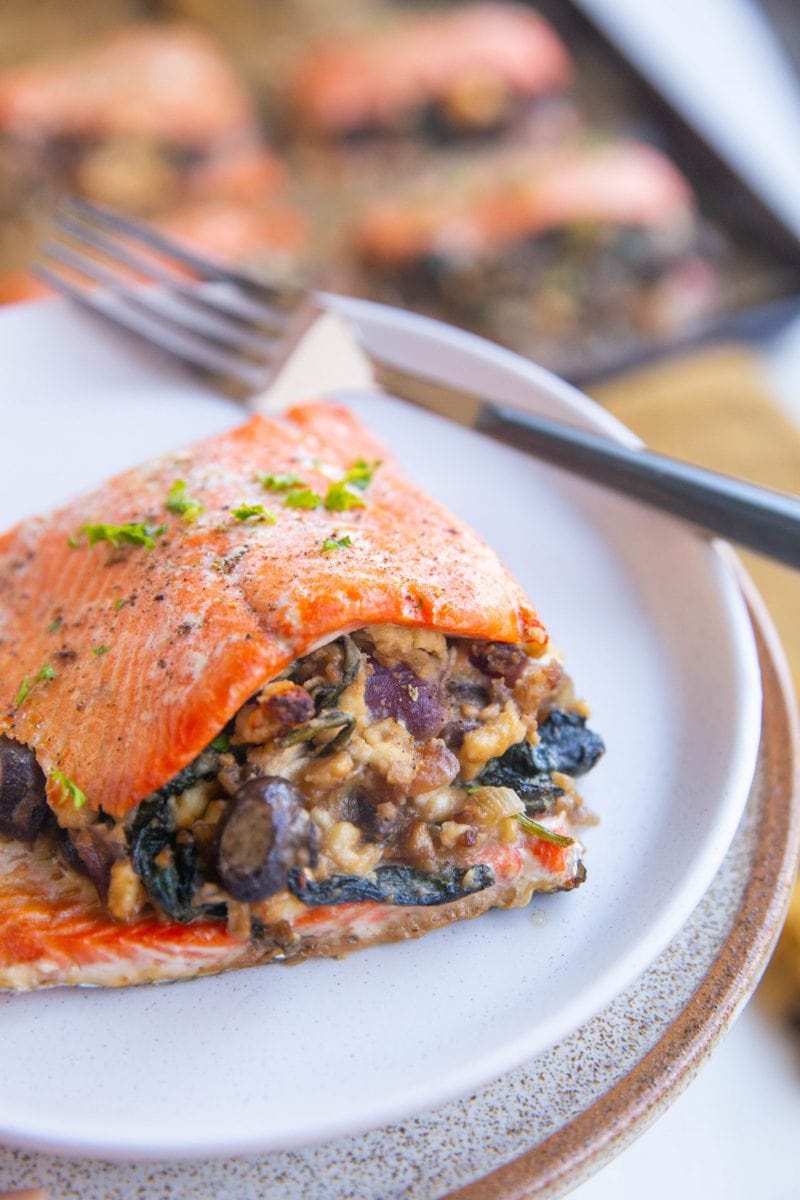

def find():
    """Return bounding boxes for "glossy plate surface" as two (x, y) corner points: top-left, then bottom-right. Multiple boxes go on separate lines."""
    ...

(0, 297), (760, 1159)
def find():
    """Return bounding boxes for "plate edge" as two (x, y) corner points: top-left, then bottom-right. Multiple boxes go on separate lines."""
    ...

(442, 564), (800, 1200)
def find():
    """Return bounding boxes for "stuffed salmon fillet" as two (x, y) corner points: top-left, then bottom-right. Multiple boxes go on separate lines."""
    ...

(289, 3), (572, 140)
(0, 403), (602, 989)
(354, 139), (720, 373)
(0, 24), (283, 211)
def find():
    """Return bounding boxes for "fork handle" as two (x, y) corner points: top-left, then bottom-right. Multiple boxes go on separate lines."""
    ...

(476, 403), (800, 570)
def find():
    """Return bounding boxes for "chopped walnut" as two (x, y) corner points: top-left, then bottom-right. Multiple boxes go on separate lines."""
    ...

(170, 780), (217, 829)
(513, 659), (563, 730)
(226, 900), (252, 940)
(107, 861), (147, 922)
(321, 820), (383, 875)
(401, 820), (438, 872)
(439, 821), (473, 850)
(413, 785), (462, 823)
(300, 750), (355, 789)
(360, 624), (448, 679)
(354, 718), (418, 788)
(234, 680), (314, 744)
(459, 701), (526, 780)
(407, 738), (459, 797)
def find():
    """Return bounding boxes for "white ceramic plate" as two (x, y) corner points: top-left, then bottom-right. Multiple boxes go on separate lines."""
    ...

(0, 297), (760, 1161)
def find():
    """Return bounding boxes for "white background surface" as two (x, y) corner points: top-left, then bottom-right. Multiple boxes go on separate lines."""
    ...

(573, 1000), (800, 1200)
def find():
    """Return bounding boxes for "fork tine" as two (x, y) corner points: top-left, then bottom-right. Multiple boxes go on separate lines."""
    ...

(64, 196), (301, 307)
(58, 204), (297, 332)
(40, 237), (279, 365)
(31, 261), (264, 400)
(55, 212), (187, 287)
(52, 215), (286, 354)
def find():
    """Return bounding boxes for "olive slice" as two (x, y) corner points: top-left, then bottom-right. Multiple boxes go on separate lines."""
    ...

(215, 776), (316, 903)
(0, 735), (49, 843)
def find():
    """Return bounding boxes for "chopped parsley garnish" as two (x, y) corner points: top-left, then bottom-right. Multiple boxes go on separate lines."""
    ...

(517, 813), (575, 847)
(50, 769), (87, 810)
(76, 522), (167, 550)
(113, 597), (130, 612)
(91, 644), (110, 656)
(257, 472), (307, 492)
(210, 733), (230, 752)
(231, 503), (277, 524)
(47, 617), (62, 634)
(284, 488), (322, 509)
(14, 663), (57, 708)
(165, 480), (204, 522)
(344, 459), (381, 490)
(321, 534), (353, 554)
(324, 480), (366, 512)
(277, 461), (380, 513)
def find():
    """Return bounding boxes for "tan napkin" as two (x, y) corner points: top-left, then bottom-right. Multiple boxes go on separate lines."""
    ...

(590, 344), (800, 1015)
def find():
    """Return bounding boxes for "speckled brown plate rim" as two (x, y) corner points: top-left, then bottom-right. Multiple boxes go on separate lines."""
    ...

(443, 563), (800, 1200)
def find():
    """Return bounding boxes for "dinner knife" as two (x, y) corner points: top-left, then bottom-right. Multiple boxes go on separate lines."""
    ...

(255, 308), (800, 571)
(374, 358), (800, 571)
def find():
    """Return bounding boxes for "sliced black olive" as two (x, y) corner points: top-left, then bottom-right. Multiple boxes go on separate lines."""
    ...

(57, 826), (84, 874)
(288, 862), (495, 907)
(446, 677), (490, 706)
(0, 735), (49, 843)
(216, 776), (317, 903)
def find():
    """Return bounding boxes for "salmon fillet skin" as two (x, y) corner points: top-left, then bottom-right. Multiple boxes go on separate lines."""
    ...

(0, 403), (602, 989)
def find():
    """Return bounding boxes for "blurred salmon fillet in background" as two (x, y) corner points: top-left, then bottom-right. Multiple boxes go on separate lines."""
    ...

(356, 140), (696, 264)
(288, 2), (572, 139)
(0, 23), (282, 211)
(0, 20), (307, 304)
(0, 24), (253, 145)
(352, 138), (721, 372)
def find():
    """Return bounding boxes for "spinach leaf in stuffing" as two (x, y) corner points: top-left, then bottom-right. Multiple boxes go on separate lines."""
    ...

(288, 863), (495, 907)
(479, 708), (604, 814)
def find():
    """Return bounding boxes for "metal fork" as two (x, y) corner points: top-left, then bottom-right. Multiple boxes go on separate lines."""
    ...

(34, 196), (800, 570)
